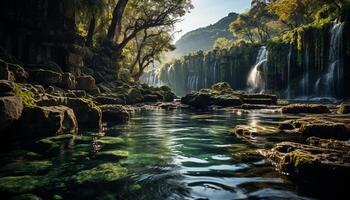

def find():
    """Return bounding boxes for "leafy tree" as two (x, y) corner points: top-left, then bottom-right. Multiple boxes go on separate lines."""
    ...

(213, 37), (233, 49)
(230, 0), (282, 43)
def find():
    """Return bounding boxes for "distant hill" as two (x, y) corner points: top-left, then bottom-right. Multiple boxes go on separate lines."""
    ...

(173, 12), (238, 56)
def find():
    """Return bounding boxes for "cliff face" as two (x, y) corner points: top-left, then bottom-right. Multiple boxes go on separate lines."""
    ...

(159, 44), (260, 96)
(266, 20), (350, 99)
(173, 13), (238, 56)
(0, 0), (84, 76)
(161, 20), (350, 99)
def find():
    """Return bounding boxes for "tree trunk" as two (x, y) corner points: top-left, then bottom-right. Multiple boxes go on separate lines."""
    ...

(86, 15), (96, 47)
(107, 0), (129, 42)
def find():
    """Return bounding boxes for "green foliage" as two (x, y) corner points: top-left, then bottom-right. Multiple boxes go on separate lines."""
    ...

(213, 38), (233, 50)
(230, 1), (285, 43)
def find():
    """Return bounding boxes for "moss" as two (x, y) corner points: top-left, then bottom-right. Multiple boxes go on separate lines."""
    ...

(72, 163), (128, 184)
(211, 82), (232, 92)
(78, 98), (101, 112)
(97, 136), (125, 145)
(0, 176), (41, 194)
(96, 150), (129, 160)
(11, 160), (52, 175)
(37, 134), (74, 151)
(12, 84), (36, 108)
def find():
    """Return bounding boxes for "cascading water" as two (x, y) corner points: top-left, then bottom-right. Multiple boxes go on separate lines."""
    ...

(311, 20), (345, 98)
(287, 44), (292, 99)
(213, 61), (218, 83)
(247, 46), (268, 91)
(324, 20), (345, 97)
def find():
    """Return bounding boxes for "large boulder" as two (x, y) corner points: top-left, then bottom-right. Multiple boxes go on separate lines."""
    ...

(29, 69), (62, 87)
(100, 105), (130, 123)
(126, 88), (144, 104)
(211, 94), (242, 107)
(281, 104), (330, 114)
(76, 75), (96, 92)
(17, 106), (78, 137)
(0, 96), (23, 132)
(66, 98), (102, 130)
(181, 92), (211, 108)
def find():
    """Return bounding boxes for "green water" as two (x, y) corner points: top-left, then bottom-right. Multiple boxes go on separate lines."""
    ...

(0, 110), (315, 200)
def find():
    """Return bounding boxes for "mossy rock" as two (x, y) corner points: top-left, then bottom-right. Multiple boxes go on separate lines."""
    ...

(5, 160), (53, 175)
(0, 176), (42, 194)
(337, 104), (350, 114)
(72, 163), (128, 184)
(96, 150), (129, 160)
(36, 134), (74, 152)
(211, 82), (232, 92)
(281, 104), (330, 114)
(97, 136), (125, 145)
(126, 88), (144, 104)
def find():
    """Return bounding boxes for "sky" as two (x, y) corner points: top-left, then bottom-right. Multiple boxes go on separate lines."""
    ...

(174, 0), (252, 42)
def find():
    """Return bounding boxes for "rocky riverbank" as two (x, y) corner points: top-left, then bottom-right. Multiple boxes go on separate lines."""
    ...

(232, 104), (350, 191)
(0, 58), (176, 141)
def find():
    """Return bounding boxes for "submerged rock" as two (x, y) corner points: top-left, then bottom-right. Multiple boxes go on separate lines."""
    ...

(281, 104), (330, 114)
(18, 106), (78, 137)
(72, 163), (128, 184)
(95, 150), (129, 160)
(0, 175), (41, 194)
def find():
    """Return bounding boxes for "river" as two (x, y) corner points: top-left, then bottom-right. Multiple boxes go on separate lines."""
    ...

(0, 109), (317, 200)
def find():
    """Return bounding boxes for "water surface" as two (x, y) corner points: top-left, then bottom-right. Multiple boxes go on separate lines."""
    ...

(0, 109), (316, 200)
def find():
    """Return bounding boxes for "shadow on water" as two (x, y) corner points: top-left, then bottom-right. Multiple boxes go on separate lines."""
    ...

(0, 109), (320, 200)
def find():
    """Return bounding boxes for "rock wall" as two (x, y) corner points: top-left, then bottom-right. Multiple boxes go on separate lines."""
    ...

(0, 0), (84, 76)
(159, 44), (261, 96)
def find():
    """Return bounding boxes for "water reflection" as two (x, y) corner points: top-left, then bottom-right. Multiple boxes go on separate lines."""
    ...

(112, 110), (314, 200)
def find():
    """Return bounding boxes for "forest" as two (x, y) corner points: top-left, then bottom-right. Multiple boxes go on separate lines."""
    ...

(0, 0), (350, 199)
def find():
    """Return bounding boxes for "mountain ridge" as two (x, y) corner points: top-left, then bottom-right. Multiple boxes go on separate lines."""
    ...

(173, 12), (238, 56)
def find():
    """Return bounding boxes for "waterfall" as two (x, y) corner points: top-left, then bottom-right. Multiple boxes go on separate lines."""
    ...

(287, 44), (292, 99)
(213, 61), (218, 83)
(325, 20), (345, 97)
(247, 46), (268, 91)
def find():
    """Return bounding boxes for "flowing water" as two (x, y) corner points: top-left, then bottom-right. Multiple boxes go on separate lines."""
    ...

(247, 46), (268, 92)
(0, 110), (318, 200)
